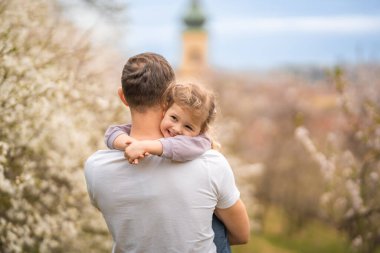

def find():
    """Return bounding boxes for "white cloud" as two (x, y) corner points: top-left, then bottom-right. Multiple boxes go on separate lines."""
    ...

(212, 16), (380, 35)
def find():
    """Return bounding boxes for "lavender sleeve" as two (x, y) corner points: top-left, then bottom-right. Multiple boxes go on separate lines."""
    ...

(104, 124), (132, 149)
(159, 134), (212, 161)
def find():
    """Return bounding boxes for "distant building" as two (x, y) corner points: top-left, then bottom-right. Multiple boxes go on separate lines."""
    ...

(179, 0), (208, 79)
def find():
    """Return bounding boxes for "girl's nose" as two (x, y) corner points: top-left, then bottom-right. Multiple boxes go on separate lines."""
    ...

(173, 125), (182, 135)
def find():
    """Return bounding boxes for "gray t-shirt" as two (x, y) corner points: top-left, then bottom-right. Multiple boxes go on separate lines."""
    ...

(85, 149), (240, 253)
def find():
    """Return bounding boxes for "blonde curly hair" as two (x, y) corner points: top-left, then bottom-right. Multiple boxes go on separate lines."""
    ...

(162, 83), (217, 134)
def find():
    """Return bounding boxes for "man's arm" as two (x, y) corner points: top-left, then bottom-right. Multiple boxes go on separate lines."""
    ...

(215, 199), (250, 245)
(210, 152), (250, 245)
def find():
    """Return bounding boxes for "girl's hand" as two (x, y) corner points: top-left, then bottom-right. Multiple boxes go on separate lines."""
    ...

(124, 140), (149, 164)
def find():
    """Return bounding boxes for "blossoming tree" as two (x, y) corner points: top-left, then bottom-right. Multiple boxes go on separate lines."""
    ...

(296, 67), (380, 253)
(0, 0), (124, 252)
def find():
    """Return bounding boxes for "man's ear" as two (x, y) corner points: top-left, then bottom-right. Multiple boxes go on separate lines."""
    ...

(118, 87), (129, 107)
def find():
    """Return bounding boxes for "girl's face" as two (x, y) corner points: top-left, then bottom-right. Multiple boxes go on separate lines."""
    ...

(160, 103), (202, 138)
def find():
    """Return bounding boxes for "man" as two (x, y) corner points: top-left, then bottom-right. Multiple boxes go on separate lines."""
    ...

(85, 52), (250, 253)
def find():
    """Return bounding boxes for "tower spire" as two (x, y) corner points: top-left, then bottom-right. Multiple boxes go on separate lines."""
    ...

(183, 0), (206, 30)
(179, 0), (208, 79)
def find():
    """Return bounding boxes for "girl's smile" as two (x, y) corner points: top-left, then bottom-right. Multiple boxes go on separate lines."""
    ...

(160, 103), (202, 138)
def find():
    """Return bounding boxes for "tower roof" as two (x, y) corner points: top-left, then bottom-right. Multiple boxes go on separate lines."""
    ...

(183, 0), (206, 30)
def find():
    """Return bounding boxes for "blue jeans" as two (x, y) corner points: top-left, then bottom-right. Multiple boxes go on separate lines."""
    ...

(212, 214), (231, 253)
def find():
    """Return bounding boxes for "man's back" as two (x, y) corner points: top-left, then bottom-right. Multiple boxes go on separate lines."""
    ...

(85, 149), (239, 253)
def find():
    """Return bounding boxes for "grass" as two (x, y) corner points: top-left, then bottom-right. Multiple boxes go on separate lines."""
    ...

(232, 234), (297, 253)
(232, 207), (351, 253)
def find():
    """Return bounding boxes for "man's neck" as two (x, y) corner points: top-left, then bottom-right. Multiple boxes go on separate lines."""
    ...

(129, 107), (163, 140)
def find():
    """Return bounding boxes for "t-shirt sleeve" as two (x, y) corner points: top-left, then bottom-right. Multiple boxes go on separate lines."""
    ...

(84, 156), (98, 209)
(104, 124), (132, 149)
(159, 134), (212, 161)
(208, 152), (240, 209)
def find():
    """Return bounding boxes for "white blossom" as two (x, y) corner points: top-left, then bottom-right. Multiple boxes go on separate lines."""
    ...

(0, 0), (119, 251)
(345, 179), (364, 212)
(370, 172), (379, 182)
(352, 235), (363, 248)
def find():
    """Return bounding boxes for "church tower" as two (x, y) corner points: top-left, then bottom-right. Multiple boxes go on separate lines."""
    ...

(179, 0), (208, 78)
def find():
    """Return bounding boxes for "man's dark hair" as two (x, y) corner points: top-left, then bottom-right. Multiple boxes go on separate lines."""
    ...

(121, 52), (175, 112)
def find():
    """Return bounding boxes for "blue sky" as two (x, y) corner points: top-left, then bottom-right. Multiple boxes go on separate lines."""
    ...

(64, 0), (380, 70)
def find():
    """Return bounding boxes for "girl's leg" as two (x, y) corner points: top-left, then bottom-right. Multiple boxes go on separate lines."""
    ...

(212, 214), (231, 253)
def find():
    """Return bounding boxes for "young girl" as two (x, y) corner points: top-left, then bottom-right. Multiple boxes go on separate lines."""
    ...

(105, 82), (216, 164)
(104, 83), (231, 253)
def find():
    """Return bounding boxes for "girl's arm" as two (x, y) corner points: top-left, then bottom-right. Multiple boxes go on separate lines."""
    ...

(107, 125), (212, 163)
(104, 124), (135, 150)
(160, 134), (212, 161)
(124, 134), (212, 163)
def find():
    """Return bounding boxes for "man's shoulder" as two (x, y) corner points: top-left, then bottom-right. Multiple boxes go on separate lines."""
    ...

(85, 149), (123, 164)
(199, 149), (231, 170)
(84, 149), (125, 173)
(85, 149), (166, 173)
(88, 149), (122, 158)
(201, 149), (227, 160)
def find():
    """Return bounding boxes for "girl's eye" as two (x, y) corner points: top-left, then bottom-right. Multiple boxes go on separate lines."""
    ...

(185, 125), (193, 131)
(170, 115), (177, 121)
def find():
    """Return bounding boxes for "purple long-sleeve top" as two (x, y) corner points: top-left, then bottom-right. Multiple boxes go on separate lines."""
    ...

(104, 124), (212, 162)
